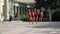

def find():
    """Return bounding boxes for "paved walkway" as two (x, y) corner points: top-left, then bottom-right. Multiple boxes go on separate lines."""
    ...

(0, 21), (60, 34)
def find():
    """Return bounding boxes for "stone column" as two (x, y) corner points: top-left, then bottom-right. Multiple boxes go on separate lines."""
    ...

(0, 5), (1, 21)
(4, 0), (7, 20)
(14, 6), (17, 20)
(20, 7), (22, 15)
(4, 0), (9, 20)
(0, 5), (4, 21)
(18, 6), (20, 20)
(15, 6), (17, 14)
(25, 7), (27, 15)
(1, 5), (4, 21)
(24, 7), (25, 15)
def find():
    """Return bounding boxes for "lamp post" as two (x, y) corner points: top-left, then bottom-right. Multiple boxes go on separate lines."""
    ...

(27, 5), (30, 12)
(27, 5), (30, 9)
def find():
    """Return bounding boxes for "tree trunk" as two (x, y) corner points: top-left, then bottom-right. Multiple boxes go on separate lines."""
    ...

(48, 8), (52, 21)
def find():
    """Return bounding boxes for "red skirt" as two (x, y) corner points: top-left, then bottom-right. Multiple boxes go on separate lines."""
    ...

(34, 14), (38, 19)
(38, 15), (43, 18)
(31, 14), (35, 18)
(29, 17), (33, 20)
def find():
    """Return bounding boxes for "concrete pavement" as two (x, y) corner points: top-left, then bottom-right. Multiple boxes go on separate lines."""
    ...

(0, 21), (60, 34)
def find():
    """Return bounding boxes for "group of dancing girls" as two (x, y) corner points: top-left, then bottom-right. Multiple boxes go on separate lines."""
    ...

(28, 9), (43, 24)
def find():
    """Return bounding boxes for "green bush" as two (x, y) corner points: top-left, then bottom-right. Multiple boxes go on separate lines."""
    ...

(52, 9), (60, 21)
(20, 15), (29, 21)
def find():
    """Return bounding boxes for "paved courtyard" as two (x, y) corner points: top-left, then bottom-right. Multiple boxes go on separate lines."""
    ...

(0, 21), (60, 34)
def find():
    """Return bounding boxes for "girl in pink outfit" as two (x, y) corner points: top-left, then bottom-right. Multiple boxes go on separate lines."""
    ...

(34, 9), (38, 24)
(28, 9), (33, 24)
(31, 10), (35, 24)
(38, 10), (43, 22)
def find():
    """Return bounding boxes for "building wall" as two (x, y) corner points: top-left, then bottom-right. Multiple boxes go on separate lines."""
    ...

(20, 0), (35, 3)
(14, 0), (35, 3)
(4, 0), (15, 20)
(0, 0), (35, 21)
(4, 0), (10, 20)
(9, 0), (14, 17)
(0, 0), (4, 21)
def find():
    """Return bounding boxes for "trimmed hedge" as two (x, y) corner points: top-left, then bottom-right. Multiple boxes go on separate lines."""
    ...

(20, 15), (29, 21)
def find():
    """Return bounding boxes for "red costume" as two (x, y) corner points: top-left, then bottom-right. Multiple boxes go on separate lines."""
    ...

(32, 11), (35, 18)
(38, 12), (43, 18)
(28, 12), (32, 20)
(35, 12), (38, 19)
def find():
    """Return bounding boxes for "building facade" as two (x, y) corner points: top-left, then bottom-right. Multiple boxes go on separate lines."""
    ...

(0, 0), (35, 21)
(0, 0), (4, 21)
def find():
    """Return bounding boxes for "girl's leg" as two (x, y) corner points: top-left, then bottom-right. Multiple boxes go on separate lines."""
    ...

(36, 18), (38, 24)
(29, 19), (30, 24)
(30, 17), (33, 25)
(39, 18), (42, 24)
(40, 18), (42, 22)
(33, 17), (35, 24)
(29, 18), (32, 24)
(39, 18), (40, 22)
(32, 19), (34, 25)
(33, 17), (35, 22)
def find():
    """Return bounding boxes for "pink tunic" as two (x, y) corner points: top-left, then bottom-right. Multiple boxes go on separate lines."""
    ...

(35, 12), (38, 19)
(28, 13), (32, 20)
(32, 12), (35, 18)
(38, 12), (43, 18)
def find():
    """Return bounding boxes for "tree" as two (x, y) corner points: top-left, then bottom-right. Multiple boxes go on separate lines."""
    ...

(35, 0), (59, 21)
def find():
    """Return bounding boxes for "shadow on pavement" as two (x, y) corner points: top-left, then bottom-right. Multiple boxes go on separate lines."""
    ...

(26, 22), (60, 29)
